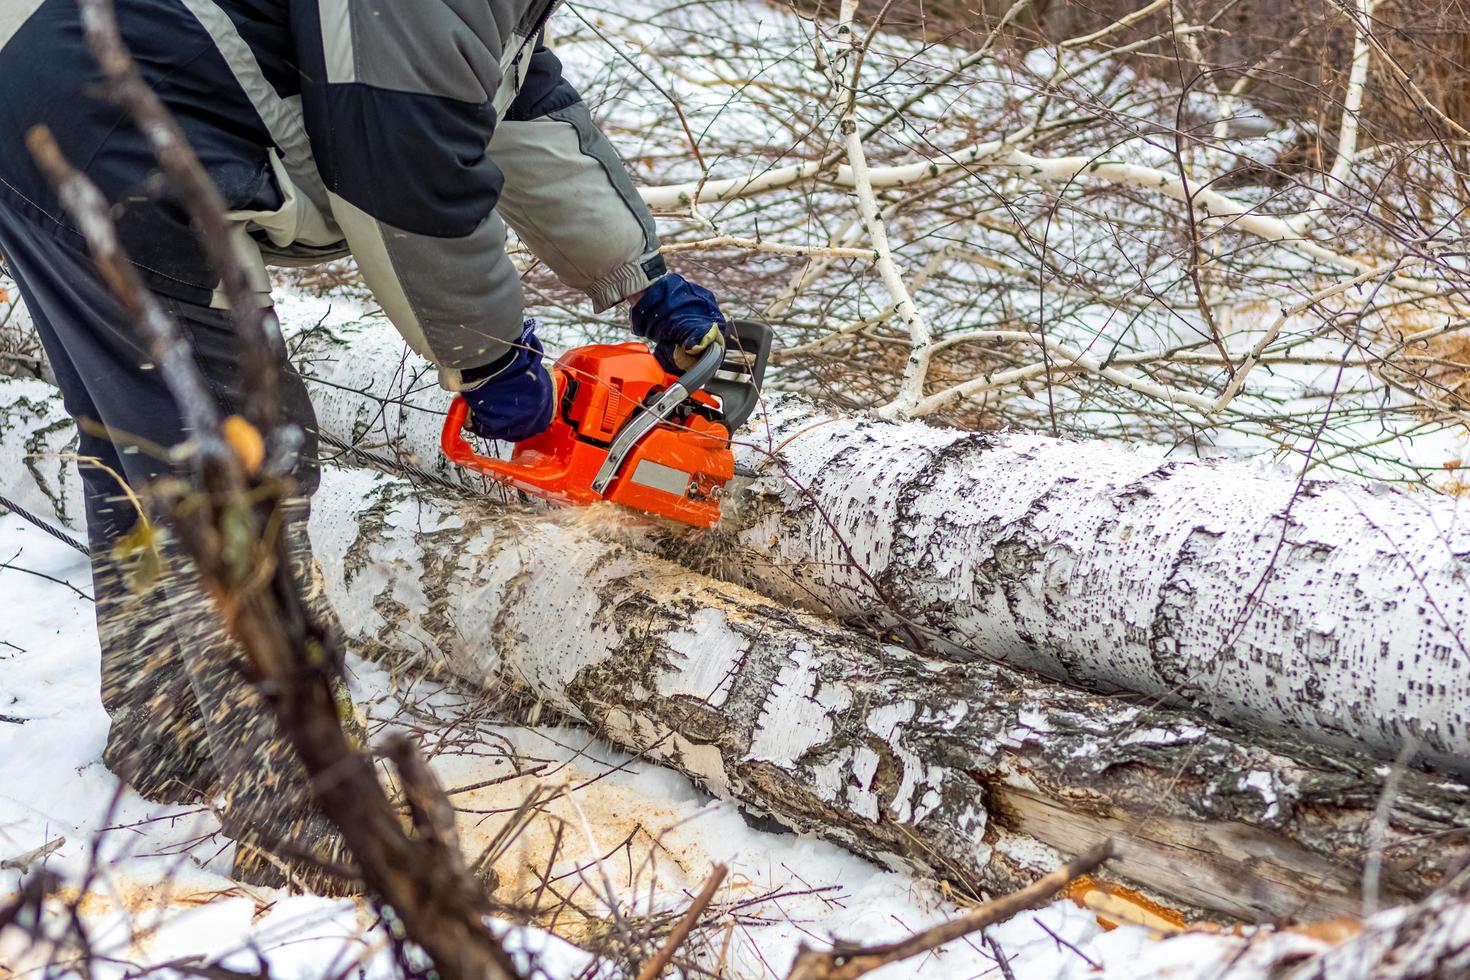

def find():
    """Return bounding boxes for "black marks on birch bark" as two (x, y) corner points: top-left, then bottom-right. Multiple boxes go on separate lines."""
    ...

(1149, 524), (1224, 704)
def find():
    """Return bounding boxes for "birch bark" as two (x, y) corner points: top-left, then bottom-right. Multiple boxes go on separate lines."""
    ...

(1287, 888), (1470, 979)
(10, 377), (1470, 923)
(302, 463), (1470, 924)
(286, 320), (1470, 775)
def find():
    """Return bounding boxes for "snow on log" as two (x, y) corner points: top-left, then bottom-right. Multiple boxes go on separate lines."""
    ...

(1286, 890), (1470, 979)
(285, 318), (1470, 775)
(3, 378), (1469, 926)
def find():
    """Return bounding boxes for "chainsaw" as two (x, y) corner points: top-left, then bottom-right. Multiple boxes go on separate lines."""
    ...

(442, 319), (772, 528)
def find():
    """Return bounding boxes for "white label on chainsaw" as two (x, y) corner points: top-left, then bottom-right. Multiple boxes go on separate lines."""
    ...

(630, 459), (691, 497)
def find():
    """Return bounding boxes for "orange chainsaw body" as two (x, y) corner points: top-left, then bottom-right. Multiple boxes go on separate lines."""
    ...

(442, 343), (734, 528)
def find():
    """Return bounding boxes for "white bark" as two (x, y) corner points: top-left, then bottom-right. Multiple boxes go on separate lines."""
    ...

(818, 2), (933, 419)
(1324, 1), (1376, 203)
(6, 376), (1470, 925)
(286, 320), (1470, 775)
(0, 376), (86, 530)
(304, 465), (1470, 924)
(1288, 888), (1470, 980)
(724, 398), (1470, 775)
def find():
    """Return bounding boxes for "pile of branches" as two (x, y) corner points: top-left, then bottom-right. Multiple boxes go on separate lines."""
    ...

(526, 0), (1470, 484)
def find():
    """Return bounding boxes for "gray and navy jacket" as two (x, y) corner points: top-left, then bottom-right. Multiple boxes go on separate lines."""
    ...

(0, 0), (665, 385)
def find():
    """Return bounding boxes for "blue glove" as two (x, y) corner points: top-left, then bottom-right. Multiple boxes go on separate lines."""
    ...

(629, 273), (729, 374)
(460, 322), (557, 443)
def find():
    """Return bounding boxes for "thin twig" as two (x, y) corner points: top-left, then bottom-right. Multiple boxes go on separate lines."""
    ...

(636, 864), (729, 980)
(783, 842), (1112, 980)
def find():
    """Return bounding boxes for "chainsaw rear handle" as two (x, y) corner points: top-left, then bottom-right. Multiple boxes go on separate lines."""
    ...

(712, 319), (773, 431)
(440, 367), (567, 476)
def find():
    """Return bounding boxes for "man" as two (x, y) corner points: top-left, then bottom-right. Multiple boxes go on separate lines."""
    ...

(0, 0), (726, 891)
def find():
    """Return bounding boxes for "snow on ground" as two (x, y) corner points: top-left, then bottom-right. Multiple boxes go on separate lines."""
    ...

(0, 511), (1347, 977)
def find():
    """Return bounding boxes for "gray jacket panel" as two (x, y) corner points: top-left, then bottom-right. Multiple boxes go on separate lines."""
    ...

(492, 101), (663, 312)
(315, 0), (510, 98)
(291, 0), (665, 385)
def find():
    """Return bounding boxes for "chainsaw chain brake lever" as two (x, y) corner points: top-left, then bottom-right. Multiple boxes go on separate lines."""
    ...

(590, 341), (724, 495)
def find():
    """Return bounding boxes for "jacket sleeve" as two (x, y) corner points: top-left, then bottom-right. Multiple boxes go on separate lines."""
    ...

(489, 43), (666, 312)
(290, 0), (524, 388)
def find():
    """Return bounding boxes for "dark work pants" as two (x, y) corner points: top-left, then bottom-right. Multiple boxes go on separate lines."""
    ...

(0, 202), (353, 891)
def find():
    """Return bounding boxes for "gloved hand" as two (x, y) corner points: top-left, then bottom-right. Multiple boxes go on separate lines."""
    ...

(628, 273), (729, 374)
(460, 321), (558, 443)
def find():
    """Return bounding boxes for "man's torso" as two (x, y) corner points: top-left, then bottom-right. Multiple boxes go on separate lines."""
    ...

(0, 0), (556, 303)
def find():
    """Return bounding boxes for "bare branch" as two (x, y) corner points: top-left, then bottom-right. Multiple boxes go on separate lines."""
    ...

(783, 843), (1113, 980)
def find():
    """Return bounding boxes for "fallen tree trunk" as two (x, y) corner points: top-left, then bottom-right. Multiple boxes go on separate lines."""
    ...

(21, 308), (1470, 783)
(4, 378), (1469, 926)
(285, 318), (1470, 775)
(309, 468), (1470, 926)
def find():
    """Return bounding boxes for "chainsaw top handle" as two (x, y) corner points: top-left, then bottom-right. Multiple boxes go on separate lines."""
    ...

(676, 336), (726, 397)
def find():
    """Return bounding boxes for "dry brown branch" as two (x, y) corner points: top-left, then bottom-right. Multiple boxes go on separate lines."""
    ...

(33, 123), (523, 980)
(636, 864), (730, 980)
(782, 842), (1114, 980)
(27, 2), (529, 977)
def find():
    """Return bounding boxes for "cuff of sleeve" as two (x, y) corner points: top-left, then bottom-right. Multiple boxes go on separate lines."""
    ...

(438, 341), (516, 392)
(586, 252), (668, 312)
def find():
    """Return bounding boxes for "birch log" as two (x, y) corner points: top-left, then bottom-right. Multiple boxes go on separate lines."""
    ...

(0, 376), (86, 530)
(4, 379), (1469, 926)
(286, 319), (1470, 775)
(302, 465), (1470, 924)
